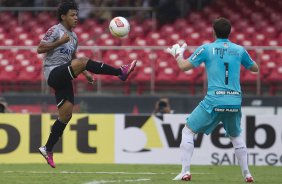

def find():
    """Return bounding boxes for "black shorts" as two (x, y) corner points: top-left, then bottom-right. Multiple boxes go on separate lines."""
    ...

(47, 63), (76, 108)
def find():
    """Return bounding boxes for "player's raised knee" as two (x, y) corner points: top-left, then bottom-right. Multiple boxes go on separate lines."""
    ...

(78, 57), (89, 63)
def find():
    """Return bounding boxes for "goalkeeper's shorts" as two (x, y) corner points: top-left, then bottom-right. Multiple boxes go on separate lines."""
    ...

(186, 103), (242, 137)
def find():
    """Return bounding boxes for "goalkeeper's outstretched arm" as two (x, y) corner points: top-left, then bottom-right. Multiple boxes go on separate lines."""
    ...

(167, 43), (194, 72)
(176, 58), (194, 72)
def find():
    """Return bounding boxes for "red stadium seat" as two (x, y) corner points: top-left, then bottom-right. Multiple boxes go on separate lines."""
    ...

(0, 65), (18, 92)
(266, 66), (282, 95)
(129, 25), (145, 40)
(134, 66), (153, 94)
(175, 70), (197, 95)
(159, 24), (175, 37)
(17, 65), (42, 91)
(132, 37), (147, 46)
(155, 67), (178, 91)
(17, 65), (40, 82)
(0, 65), (17, 82)
(97, 74), (131, 94)
(155, 67), (177, 84)
(240, 70), (259, 94)
(173, 18), (188, 30)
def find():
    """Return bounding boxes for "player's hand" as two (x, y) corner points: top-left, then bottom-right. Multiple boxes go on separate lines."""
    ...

(167, 43), (188, 61)
(60, 32), (70, 44)
(85, 74), (95, 85)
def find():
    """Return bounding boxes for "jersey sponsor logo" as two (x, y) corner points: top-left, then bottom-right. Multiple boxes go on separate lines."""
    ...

(213, 48), (227, 59)
(228, 49), (239, 56)
(214, 108), (240, 112)
(60, 48), (72, 55)
(191, 47), (205, 61)
(215, 90), (241, 95)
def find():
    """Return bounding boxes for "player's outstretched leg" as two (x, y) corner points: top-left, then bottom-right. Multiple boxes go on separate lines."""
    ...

(84, 59), (137, 81)
(38, 146), (56, 168)
(119, 60), (137, 81)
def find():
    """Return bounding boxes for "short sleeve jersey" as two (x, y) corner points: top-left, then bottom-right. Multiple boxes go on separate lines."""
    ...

(40, 23), (78, 80)
(188, 39), (255, 111)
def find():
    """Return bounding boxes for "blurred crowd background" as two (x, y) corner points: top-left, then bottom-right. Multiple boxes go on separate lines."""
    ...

(0, 0), (212, 25)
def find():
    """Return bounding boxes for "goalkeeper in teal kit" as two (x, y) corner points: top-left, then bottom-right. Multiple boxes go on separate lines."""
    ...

(167, 17), (258, 182)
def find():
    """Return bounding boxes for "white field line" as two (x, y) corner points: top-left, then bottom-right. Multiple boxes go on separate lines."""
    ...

(3, 171), (214, 175)
(84, 178), (151, 184)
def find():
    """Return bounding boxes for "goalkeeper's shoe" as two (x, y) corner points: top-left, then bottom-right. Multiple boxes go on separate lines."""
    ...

(172, 171), (191, 181)
(39, 146), (56, 168)
(245, 174), (254, 183)
(119, 60), (137, 81)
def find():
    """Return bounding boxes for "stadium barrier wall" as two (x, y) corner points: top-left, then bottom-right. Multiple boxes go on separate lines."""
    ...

(0, 113), (281, 166)
(3, 95), (282, 114)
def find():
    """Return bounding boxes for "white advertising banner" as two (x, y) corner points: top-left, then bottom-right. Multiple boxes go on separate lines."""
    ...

(0, 113), (281, 165)
(277, 107), (282, 115)
(241, 106), (275, 115)
(115, 114), (282, 166)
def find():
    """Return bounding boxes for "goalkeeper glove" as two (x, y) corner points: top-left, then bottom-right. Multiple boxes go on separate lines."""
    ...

(166, 43), (188, 61)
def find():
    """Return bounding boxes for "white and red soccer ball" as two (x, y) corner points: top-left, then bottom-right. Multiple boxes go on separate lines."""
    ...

(109, 16), (130, 38)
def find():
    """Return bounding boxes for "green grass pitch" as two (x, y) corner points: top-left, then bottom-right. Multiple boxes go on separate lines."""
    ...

(0, 164), (281, 184)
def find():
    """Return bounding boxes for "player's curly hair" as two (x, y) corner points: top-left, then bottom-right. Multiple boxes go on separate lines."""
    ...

(213, 17), (231, 39)
(57, 0), (78, 22)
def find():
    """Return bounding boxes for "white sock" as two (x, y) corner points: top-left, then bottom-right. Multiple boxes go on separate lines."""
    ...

(180, 126), (195, 174)
(230, 135), (251, 177)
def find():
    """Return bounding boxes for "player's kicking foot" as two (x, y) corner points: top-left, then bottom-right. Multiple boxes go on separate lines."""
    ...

(173, 171), (192, 181)
(38, 146), (56, 168)
(119, 60), (137, 81)
(245, 174), (254, 183)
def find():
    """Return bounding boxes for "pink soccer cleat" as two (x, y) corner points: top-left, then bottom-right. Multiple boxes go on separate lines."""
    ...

(119, 60), (137, 81)
(38, 146), (56, 168)
(173, 171), (192, 181)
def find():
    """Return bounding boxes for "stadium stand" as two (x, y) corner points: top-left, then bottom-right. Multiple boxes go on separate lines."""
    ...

(0, 0), (281, 97)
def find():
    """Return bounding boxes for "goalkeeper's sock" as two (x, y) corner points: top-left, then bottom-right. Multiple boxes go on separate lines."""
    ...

(180, 126), (195, 173)
(45, 119), (67, 152)
(230, 136), (251, 177)
(86, 59), (121, 76)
